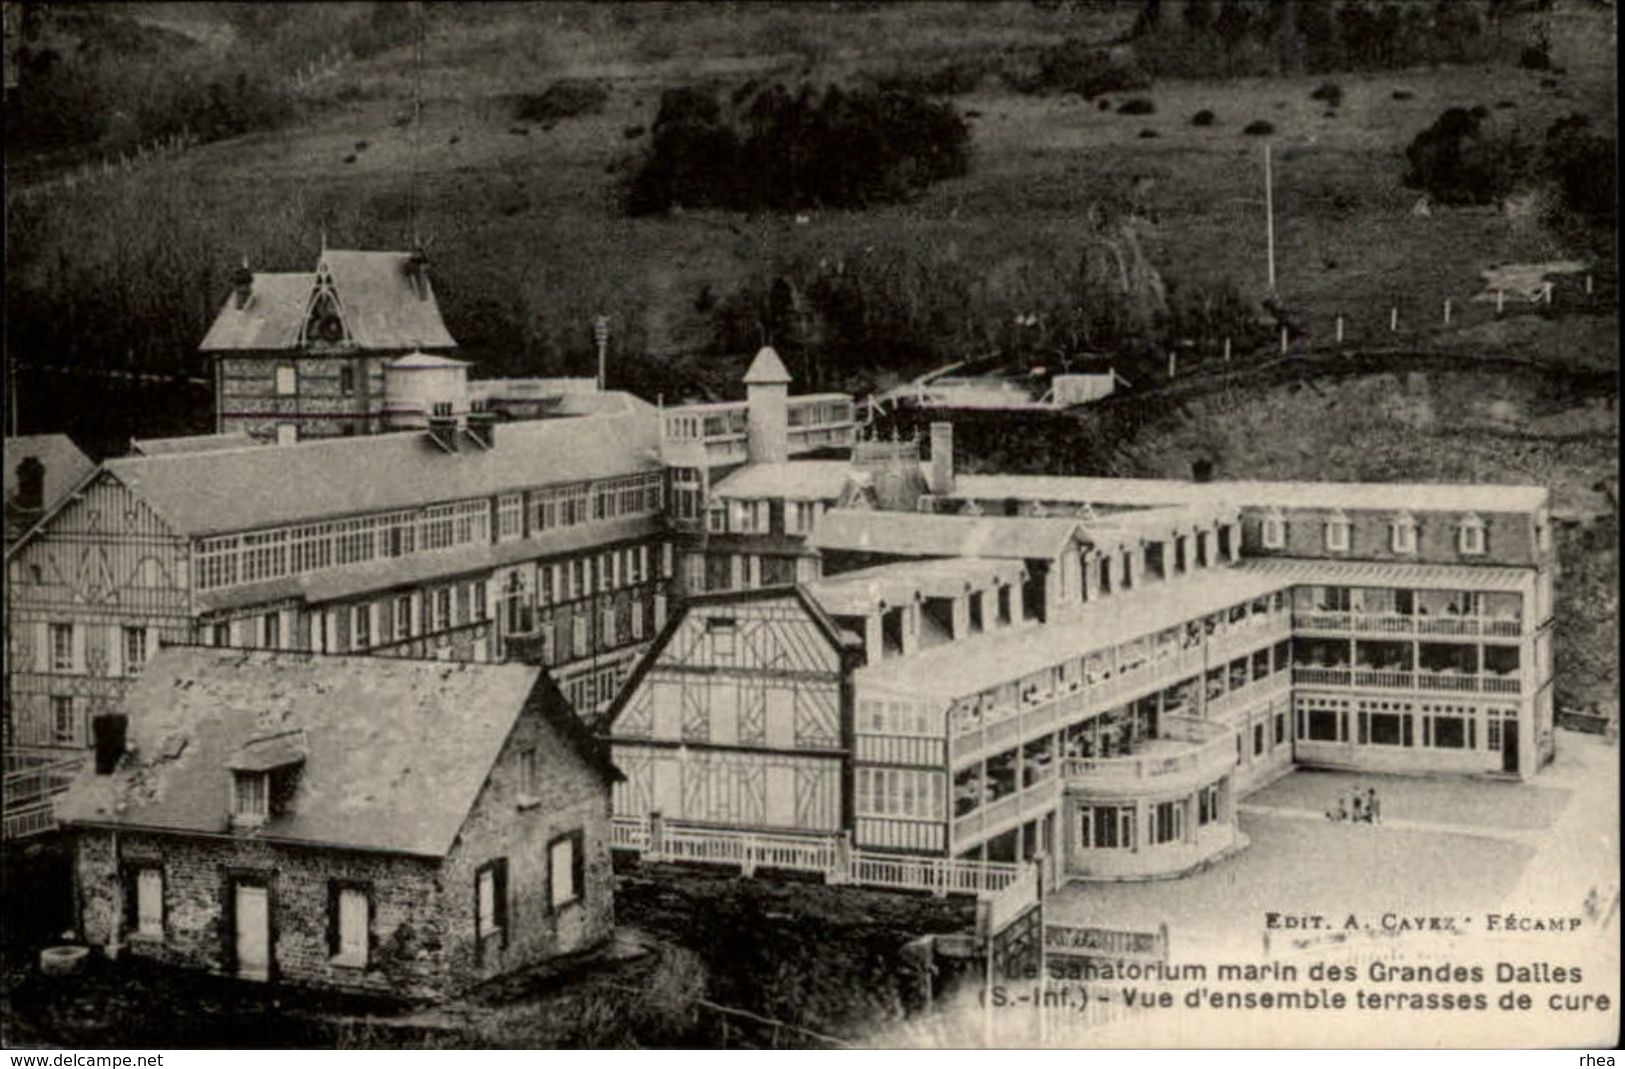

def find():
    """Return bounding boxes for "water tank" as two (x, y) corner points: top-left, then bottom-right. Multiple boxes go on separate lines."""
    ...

(382, 352), (473, 430)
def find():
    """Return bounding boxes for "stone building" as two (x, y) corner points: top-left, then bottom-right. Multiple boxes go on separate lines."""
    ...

(58, 647), (619, 997)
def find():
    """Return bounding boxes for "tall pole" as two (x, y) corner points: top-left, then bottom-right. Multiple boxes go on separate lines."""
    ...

(594, 315), (610, 392)
(1264, 142), (1277, 295)
(409, 0), (424, 248)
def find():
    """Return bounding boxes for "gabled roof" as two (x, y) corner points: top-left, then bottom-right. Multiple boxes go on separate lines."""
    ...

(57, 648), (617, 857)
(807, 508), (1085, 561)
(99, 411), (660, 538)
(4, 434), (96, 542)
(948, 474), (1549, 515)
(130, 432), (264, 457)
(712, 461), (851, 501)
(743, 346), (792, 385)
(198, 250), (457, 353)
(197, 272), (315, 351)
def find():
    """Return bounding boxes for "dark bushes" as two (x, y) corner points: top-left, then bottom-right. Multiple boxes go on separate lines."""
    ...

(1402, 106), (1529, 205)
(870, 55), (990, 97)
(1545, 114), (1616, 228)
(513, 80), (609, 124)
(1242, 120), (1275, 136)
(1191, 109), (1216, 126)
(1310, 82), (1343, 107)
(1118, 97), (1156, 115)
(1028, 40), (1151, 99)
(627, 82), (971, 214)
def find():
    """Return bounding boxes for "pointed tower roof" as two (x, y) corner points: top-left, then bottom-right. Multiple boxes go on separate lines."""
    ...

(743, 346), (792, 385)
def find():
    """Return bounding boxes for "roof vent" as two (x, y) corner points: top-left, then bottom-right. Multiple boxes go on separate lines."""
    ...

(428, 415), (460, 453)
(465, 410), (497, 451)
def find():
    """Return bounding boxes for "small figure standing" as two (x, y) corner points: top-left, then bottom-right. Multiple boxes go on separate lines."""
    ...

(1367, 787), (1380, 824)
(1327, 798), (1348, 822)
(1351, 791), (1365, 823)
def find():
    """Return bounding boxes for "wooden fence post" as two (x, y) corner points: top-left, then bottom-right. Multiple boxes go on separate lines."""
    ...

(1279, 326), (1288, 355)
(1443, 298), (1452, 324)
(1223, 337), (1231, 362)
(1390, 307), (1399, 332)
(1496, 289), (1505, 315)
(1335, 315), (1344, 344)
(1585, 274), (1594, 295)
(1167, 352), (1176, 379)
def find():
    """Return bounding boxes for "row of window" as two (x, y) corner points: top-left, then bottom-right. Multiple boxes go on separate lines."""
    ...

(1078, 782), (1227, 852)
(1295, 696), (1518, 751)
(42, 623), (153, 678)
(271, 363), (359, 397)
(854, 767), (946, 820)
(707, 498), (826, 537)
(531, 474), (663, 534)
(1260, 512), (1498, 556)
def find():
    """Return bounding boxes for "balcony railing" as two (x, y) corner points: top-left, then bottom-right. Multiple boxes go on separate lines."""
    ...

(1294, 667), (1522, 695)
(951, 777), (1060, 851)
(1293, 612), (1524, 638)
(1059, 716), (1236, 790)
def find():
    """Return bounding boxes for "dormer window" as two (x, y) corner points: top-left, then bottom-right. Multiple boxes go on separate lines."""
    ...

(232, 771), (269, 825)
(1459, 514), (1486, 556)
(1324, 513), (1352, 553)
(1390, 513), (1418, 554)
(228, 729), (307, 829)
(1261, 511), (1286, 550)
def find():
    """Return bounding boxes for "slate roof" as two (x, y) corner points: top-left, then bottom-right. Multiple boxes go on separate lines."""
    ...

(806, 557), (1027, 616)
(197, 272), (315, 352)
(1237, 557), (1535, 591)
(4, 434), (96, 542)
(57, 648), (618, 857)
(198, 250), (457, 353)
(712, 461), (852, 501)
(948, 474), (1549, 515)
(807, 508), (1085, 561)
(130, 432), (264, 457)
(99, 411), (660, 538)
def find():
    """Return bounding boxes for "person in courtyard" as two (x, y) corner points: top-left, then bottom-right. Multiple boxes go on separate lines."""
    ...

(1351, 791), (1365, 822)
(1367, 787), (1380, 824)
(1327, 797), (1348, 822)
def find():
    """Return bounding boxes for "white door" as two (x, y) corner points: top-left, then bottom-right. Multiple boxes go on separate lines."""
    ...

(234, 884), (270, 980)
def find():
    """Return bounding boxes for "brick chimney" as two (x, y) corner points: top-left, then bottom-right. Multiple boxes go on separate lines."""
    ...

(232, 263), (254, 310)
(14, 456), (44, 512)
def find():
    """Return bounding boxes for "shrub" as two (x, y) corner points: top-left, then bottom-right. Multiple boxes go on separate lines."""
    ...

(1138, 128), (1159, 138)
(513, 79), (609, 124)
(1098, 98), (1112, 111)
(1118, 97), (1156, 115)
(1310, 82), (1343, 106)
(623, 124), (646, 139)
(1392, 90), (1414, 101)
(1520, 46), (1551, 71)
(1032, 39), (1151, 99)
(1545, 113), (1616, 228)
(870, 55), (990, 97)
(1242, 120), (1275, 136)
(1191, 109), (1216, 126)
(627, 82), (971, 214)
(1403, 106), (1531, 205)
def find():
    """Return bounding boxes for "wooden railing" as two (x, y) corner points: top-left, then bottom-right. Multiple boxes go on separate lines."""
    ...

(1293, 612), (1524, 638)
(610, 814), (1018, 896)
(1059, 716), (1236, 790)
(1294, 667), (1521, 694)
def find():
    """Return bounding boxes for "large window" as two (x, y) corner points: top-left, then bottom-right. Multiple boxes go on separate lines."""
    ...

(51, 695), (76, 744)
(856, 768), (944, 819)
(476, 859), (507, 941)
(133, 867), (164, 939)
(123, 627), (149, 676)
(1307, 709), (1339, 741)
(1368, 712), (1405, 746)
(1432, 715), (1467, 749)
(1150, 801), (1182, 845)
(1082, 805), (1133, 849)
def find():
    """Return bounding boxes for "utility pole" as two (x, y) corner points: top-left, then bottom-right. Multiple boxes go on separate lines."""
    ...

(1264, 142), (1277, 295)
(594, 315), (610, 391)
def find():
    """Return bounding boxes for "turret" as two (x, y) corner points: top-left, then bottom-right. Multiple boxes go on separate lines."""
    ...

(743, 346), (791, 464)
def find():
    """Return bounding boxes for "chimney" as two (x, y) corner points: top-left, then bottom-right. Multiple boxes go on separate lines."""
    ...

(232, 263), (254, 310)
(743, 346), (791, 464)
(465, 410), (497, 450)
(407, 248), (430, 301)
(928, 421), (955, 496)
(427, 415), (460, 453)
(91, 712), (128, 775)
(14, 456), (45, 512)
(1192, 458), (1214, 483)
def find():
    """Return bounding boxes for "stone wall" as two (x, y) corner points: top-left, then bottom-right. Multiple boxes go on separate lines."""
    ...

(441, 680), (616, 992)
(73, 827), (450, 999)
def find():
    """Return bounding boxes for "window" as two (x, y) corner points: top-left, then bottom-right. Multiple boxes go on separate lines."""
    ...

(435, 589), (452, 631)
(261, 613), (280, 650)
(1082, 805), (1133, 849)
(1459, 516), (1486, 555)
(518, 746), (541, 799)
(1197, 784), (1221, 826)
(1274, 711), (1286, 745)
(275, 365), (296, 396)
(1324, 514), (1351, 552)
(1253, 722), (1264, 756)
(1432, 715), (1467, 749)
(1261, 512), (1285, 549)
(395, 595), (412, 638)
(707, 616), (737, 659)
(124, 627), (149, 676)
(50, 623), (74, 672)
(548, 832), (584, 909)
(233, 772), (269, 822)
(1151, 801), (1182, 845)
(212, 622), (231, 647)
(276, 424), (298, 446)
(339, 365), (356, 396)
(476, 860), (507, 942)
(497, 494), (524, 540)
(352, 605), (370, 650)
(1307, 709), (1339, 741)
(1369, 712), (1405, 746)
(51, 695), (75, 744)
(331, 885), (369, 967)
(133, 867), (164, 939)
(572, 614), (590, 658)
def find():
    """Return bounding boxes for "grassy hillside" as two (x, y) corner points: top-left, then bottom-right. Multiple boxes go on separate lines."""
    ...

(4, 1), (1615, 459)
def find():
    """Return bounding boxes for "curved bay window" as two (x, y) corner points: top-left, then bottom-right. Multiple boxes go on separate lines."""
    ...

(1080, 804), (1134, 850)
